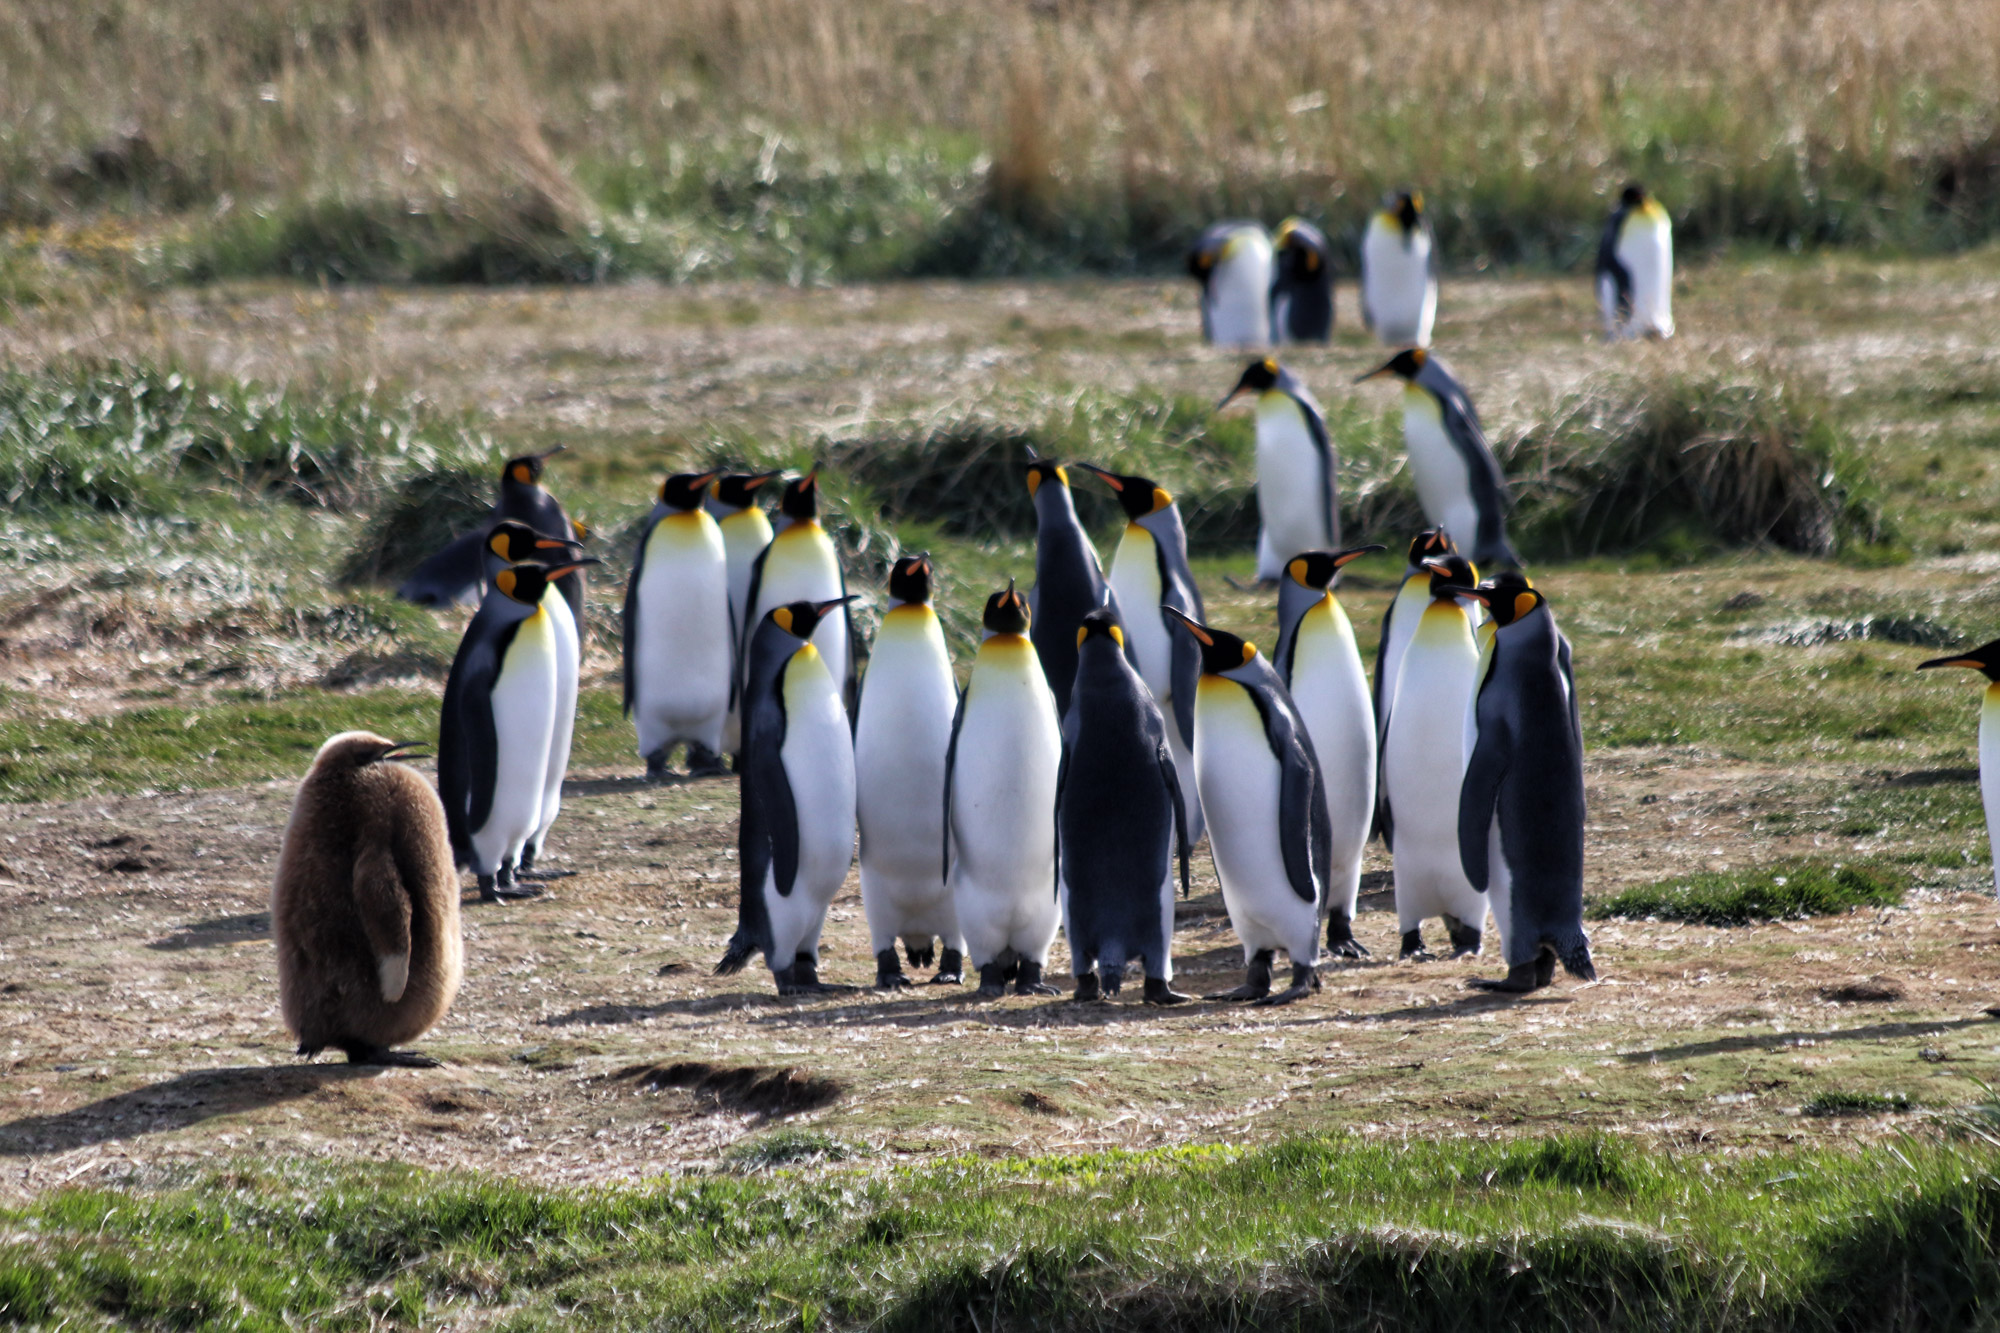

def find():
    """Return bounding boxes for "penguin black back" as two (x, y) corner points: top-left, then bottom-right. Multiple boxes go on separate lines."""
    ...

(1026, 457), (1121, 716)
(1271, 218), (1335, 343)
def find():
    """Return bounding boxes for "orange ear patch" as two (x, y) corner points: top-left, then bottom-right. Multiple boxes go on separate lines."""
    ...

(1514, 592), (1538, 621)
(1075, 626), (1088, 649)
(1240, 641), (1257, 664)
(512, 464), (532, 483)
(1151, 486), (1173, 512)
(1110, 625), (1124, 647)
(495, 569), (517, 598)
(773, 607), (794, 634)
(1025, 470), (1042, 497)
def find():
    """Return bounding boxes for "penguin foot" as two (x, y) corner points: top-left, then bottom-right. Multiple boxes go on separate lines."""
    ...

(904, 939), (936, 970)
(1398, 929), (1430, 961)
(974, 963), (1010, 999)
(1097, 965), (1122, 998)
(478, 880), (545, 902)
(1072, 972), (1103, 1003)
(343, 1044), (442, 1068)
(1467, 963), (1543, 994)
(516, 868), (575, 881)
(872, 949), (913, 990)
(686, 744), (730, 778)
(1444, 917), (1482, 958)
(1253, 963), (1322, 1007)
(1013, 961), (1060, 997)
(931, 949), (965, 985)
(1325, 914), (1370, 959)
(644, 749), (671, 780)
(1143, 977), (1192, 1006)
(1205, 949), (1275, 1002)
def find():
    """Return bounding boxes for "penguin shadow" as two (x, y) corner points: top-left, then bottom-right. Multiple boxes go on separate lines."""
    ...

(1619, 1014), (1998, 1065)
(147, 913), (271, 951)
(561, 773), (728, 798)
(0, 1064), (373, 1156)
(539, 992), (793, 1026)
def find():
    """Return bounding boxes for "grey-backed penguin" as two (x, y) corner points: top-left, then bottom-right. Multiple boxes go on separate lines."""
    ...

(944, 583), (1064, 998)
(1076, 463), (1205, 843)
(624, 470), (733, 778)
(398, 448), (588, 636)
(1187, 221), (1274, 347)
(1917, 639), (2000, 898)
(855, 554), (964, 988)
(1270, 217), (1335, 344)
(1026, 456), (1126, 719)
(705, 470), (782, 754)
(1165, 607), (1331, 1006)
(1359, 190), (1437, 348)
(1597, 182), (1675, 340)
(716, 597), (859, 994)
(742, 471), (856, 715)
(1058, 607), (1192, 1004)
(1372, 529), (1463, 844)
(274, 732), (462, 1066)
(1219, 358), (1339, 584)
(1275, 545), (1385, 957)
(1358, 349), (1520, 571)
(1454, 581), (1595, 991)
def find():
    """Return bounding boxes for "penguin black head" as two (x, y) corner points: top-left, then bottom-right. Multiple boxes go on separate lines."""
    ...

(1274, 218), (1326, 275)
(503, 446), (565, 487)
(1218, 356), (1283, 410)
(494, 558), (599, 606)
(712, 470), (781, 510)
(486, 518), (582, 566)
(1406, 528), (1456, 565)
(1357, 347), (1428, 384)
(314, 731), (429, 771)
(1918, 638), (2000, 682)
(1163, 607), (1258, 675)
(1024, 456), (1069, 498)
(1468, 573), (1545, 627)
(658, 469), (722, 512)
(777, 470), (821, 521)
(767, 595), (855, 643)
(1075, 605), (1125, 651)
(1420, 554), (1479, 598)
(1075, 463), (1173, 520)
(982, 581), (1031, 635)
(1390, 190), (1423, 233)
(1285, 544), (1386, 592)
(887, 553), (934, 605)
(1619, 182), (1648, 210)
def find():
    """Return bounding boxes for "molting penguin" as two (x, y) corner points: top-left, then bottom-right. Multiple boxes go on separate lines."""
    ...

(1076, 463), (1205, 843)
(624, 470), (733, 778)
(1058, 607), (1192, 1004)
(399, 448), (587, 635)
(1372, 530), (1462, 842)
(1219, 358), (1339, 584)
(1917, 639), (2000, 898)
(944, 583), (1064, 998)
(705, 470), (782, 753)
(1166, 608), (1331, 1005)
(1358, 348), (1520, 570)
(716, 597), (859, 994)
(1455, 580), (1594, 991)
(274, 732), (461, 1067)
(1187, 221), (1275, 347)
(1026, 455), (1125, 720)
(742, 471), (856, 715)
(1270, 217), (1335, 344)
(855, 554), (964, 988)
(1275, 546), (1386, 957)
(1597, 182), (1675, 340)
(1360, 190), (1437, 348)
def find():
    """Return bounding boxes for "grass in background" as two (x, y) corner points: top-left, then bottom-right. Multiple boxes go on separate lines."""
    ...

(1588, 860), (1905, 925)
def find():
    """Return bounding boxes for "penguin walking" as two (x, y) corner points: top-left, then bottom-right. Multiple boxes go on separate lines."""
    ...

(1275, 546), (1385, 958)
(1187, 221), (1275, 347)
(1026, 455), (1125, 720)
(1270, 218), (1335, 344)
(1380, 555), (1485, 957)
(1597, 182), (1674, 340)
(274, 732), (461, 1067)
(1455, 581), (1595, 991)
(716, 597), (858, 994)
(1219, 358), (1339, 584)
(439, 558), (599, 900)
(1165, 607), (1331, 1005)
(705, 470), (782, 753)
(1076, 463), (1205, 843)
(742, 471), (856, 715)
(1059, 607), (1192, 1004)
(1917, 640), (2000, 898)
(1372, 529), (1461, 841)
(1358, 349), (1520, 571)
(855, 554), (964, 988)
(399, 448), (588, 636)
(624, 470), (733, 778)
(1360, 190), (1437, 348)
(944, 584), (1064, 998)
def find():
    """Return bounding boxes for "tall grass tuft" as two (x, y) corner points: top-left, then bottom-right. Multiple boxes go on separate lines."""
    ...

(1589, 860), (1904, 925)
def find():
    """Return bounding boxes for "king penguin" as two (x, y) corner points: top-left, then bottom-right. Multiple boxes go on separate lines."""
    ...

(1165, 607), (1331, 1005)
(624, 470), (733, 778)
(1372, 529), (1462, 840)
(716, 597), (859, 994)
(1219, 358), (1339, 584)
(742, 470), (856, 714)
(1456, 580), (1595, 991)
(1360, 190), (1437, 348)
(705, 470), (782, 753)
(1380, 554), (1485, 958)
(1275, 545), (1385, 957)
(399, 448), (587, 637)
(855, 554), (964, 988)
(1597, 182), (1675, 340)
(1059, 607), (1192, 1004)
(1187, 221), (1275, 347)
(1076, 463), (1205, 843)
(439, 557), (599, 901)
(1917, 639), (2000, 898)
(1358, 348), (1520, 571)
(1026, 455), (1126, 719)
(1270, 217), (1335, 344)
(944, 583), (1064, 998)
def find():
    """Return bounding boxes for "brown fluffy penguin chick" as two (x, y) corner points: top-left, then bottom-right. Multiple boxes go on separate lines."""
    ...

(274, 731), (463, 1067)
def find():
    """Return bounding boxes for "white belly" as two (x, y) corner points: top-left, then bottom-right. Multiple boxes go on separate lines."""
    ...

(1382, 605), (1483, 931)
(1257, 395), (1333, 567)
(1206, 238), (1274, 347)
(1290, 599), (1377, 918)
(533, 587), (581, 849)
(1983, 689), (2000, 898)
(1362, 222), (1436, 346)
(1107, 528), (1170, 701)
(1194, 676), (1320, 962)
(470, 607), (559, 873)
(764, 645), (856, 963)
(633, 513), (732, 757)
(1614, 214), (1675, 338)
(719, 508), (774, 752)
(1403, 389), (1480, 552)
(855, 607), (961, 948)
(1484, 813), (1517, 961)
(1377, 578), (1430, 738)
(751, 523), (848, 692)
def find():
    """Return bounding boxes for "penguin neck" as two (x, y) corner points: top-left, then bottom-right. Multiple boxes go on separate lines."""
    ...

(776, 514), (822, 536)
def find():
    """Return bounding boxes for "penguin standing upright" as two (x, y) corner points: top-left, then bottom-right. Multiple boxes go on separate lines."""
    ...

(716, 597), (858, 994)
(1165, 608), (1331, 1005)
(1187, 221), (1275, 347)
(1360, 190), (1437, 348)
(1372, 529), (1461, 841)
(1076, 463), (1205, 843)
(624, 470), (733, 778)
(1219, 358), (1340, 584)
(1597, 182), (1674, 340)
(944, 584), (1064, 998)
(1455, 581), (1595, 991)
(1917, 640), (2000, 898)
(855, 555), (964, 988)
(1275, 545), (1385, 957)
(705, 470), (782, 753)
(1026, 456), (1124, 719)
(1358, 349), (1520, 571)
(1380, 555), (1485, 957)
(399, 448), (587, 635)
(742, 471), (856, 714)
(1270, 218), (1335, 344)
(1058, 607), (1192, 1004)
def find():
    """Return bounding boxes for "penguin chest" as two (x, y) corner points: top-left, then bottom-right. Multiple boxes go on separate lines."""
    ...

(1290, 600), (1376, 791)
(950, 638), (1061, 886)
(854, 608), (957, 866)
(719, 509), (774, 621)
(636, 514), (730, 695)
(1362, 223), (1435, 343)
(1377, 579), (1433, 726)
(479, 608), (559, 842)
(1207, 238), (1274, 346)
(1382, 603), (1478, 840)
(758, 523), (848, 681)
(1192, 678), (1293, 911)
(777, 646), (857, 896)
(1107, 527), (1170, 699)
(1614, 211), (1674, 334)
(1402, 389), (1477, 541)
(1256, 396), (1331, 558)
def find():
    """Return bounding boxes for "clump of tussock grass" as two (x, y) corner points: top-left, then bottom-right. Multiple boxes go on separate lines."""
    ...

(1489, 1132), (1639, 1194)
(723, 1129), (852, 1173)
(338, 465), (495, 588)
(1589, 860), (1904, 925)
(1802, 1089), (1914, 1117)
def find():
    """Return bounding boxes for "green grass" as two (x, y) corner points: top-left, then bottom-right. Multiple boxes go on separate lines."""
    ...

(1803, 1090), (1915, 1117)
(1588, 861), (1905, 925)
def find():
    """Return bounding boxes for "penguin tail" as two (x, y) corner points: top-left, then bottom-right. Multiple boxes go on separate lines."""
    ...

(714, 932), (756, 976)
(1556, 933), (1597, 982)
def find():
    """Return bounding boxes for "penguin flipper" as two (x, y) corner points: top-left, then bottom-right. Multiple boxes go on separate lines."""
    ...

(1294, 389), (1341, 549)
(351, 841), (414, 996)
(1457, 712), (1510, 894)
(1370, 595), (1399, 845)
(941, 685), (968, 884)
(397, 530), (488, 607)
(1559, 632), (1581, 748)
(1239, 671), (1323, 908)
(738, 542), (773, 699)
(1158, 740), (1191, 899)
(1052, 742), (1069, 901)
(621, 517), (652, 716)
(1168, 610), (1200, 752)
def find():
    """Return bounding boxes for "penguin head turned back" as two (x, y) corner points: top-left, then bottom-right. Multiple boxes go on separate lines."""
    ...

(776, 469), (821, 522)
(1918, 639), (2000, 681)
(1386, 190), (1424, 235)
(1619, 181), (1648, 211)
(1163, 607), (1258, 677)
(658, 469), (721, 512)
(486, 519), (581, 566)
(1420, 554), (1479, 599)
(1075, 605), (1124, 651)
(711, 470), (781, 511)
(502, 446), (564, 489)
(766, 595), (854, 645)
(1405, 528), (1457, 567)
(1285, 544), (1386, 593)
(1023, 454), (1069, 498)
(1357, 347), (1428, 385)
(1274, 217), (1326, 275)
(309, 730), (429, 774)
(1473, 573), (1546, 628)
(494, 558), (599, 607)
(887, 553), (934, 606)
(982, 581), (1032, 637)
(1076, 463), (1173, 520)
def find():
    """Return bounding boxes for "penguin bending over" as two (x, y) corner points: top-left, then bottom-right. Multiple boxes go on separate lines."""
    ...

(1058, 608), (1192, 1005)
(624, 470), (733, 778)
(945, 584), (1064, 998)
(1360, 190), (1437, 348)
(855, 555), (964, 988)
(1276, 545), (1385, 957)
(716, 597), (859, 994)
(1270, 218), (1335, 344)
(1187, 221), (1274, 347)
(705, 470), (782, 754)
(1219, 358), (1339, 584)
(1026, 456), (1126, 719)
(1454, 581), (1595, 991)
(742, 471), (856, 716)
(1165, 608), (1331, 1006)
(1372, 529), (1462, 844)
(274, 732), (462, 1067)
(1597, 182), (1674, 340)
(1917, 640), (2000, 898)
(399, 448), (587, 637)
(1358, 349), (1520, 571)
